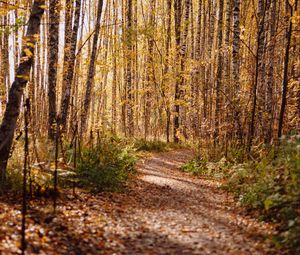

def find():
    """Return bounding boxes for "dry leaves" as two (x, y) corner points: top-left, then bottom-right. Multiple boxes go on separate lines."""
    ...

(0, 150), (275, 254)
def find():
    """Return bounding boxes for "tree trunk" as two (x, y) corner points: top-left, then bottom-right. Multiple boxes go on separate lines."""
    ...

(47, 0), (60, 139)
(190, 0), (201, 139)
(126, 0), (134, 137)
(265, 0), (277, 143)
(179, 0), (190, 141)
(0, 0), (45, 181)
(111, 0), (118, 135)
(173, 0), (182, 143)
(248, 0), (267, 151)
(214, 0), (224, 144)
(144, 1), (156, 140)
(164, 0), (172, 142)
(224, 0), (232, 85)
(278, 1), (293, 140)
(232, 0), (243, 142)
(205, 0), (216, 131)
(60, 0), (81, 132)
(201, 2), (207, 121)
(81, 0), (103, 136)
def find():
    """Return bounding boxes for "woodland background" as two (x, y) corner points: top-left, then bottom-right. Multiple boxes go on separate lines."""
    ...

(0, 0), (299, 254)
(0, 0), (299, 151)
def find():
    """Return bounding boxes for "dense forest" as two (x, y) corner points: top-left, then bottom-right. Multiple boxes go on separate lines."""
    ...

(0, 0), (299, 254)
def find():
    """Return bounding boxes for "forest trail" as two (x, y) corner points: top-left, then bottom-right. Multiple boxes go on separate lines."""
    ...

(0, 150), (275, 255)
(105, 149), (274, 255)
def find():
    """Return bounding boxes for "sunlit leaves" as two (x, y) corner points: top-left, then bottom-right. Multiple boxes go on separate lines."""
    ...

(24, 48), (33, 58)
(16, 74), (30, 81)
(0, 17), (25, 36)
(39, 5), (47, 10)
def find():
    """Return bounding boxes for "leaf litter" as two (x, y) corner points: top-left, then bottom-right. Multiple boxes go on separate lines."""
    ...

(0, 149), (276, 254)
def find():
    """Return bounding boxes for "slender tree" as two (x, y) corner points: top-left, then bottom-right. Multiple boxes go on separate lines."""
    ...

(173, 0), (182, 143)
(81, 0), (104, 136)
(232, 0), (242, 142)
(111, 0), (118, 134)
(248, 0), (267, 151)
(126, 0), (134, 137)
(278, 1), (294, 140)
(47, 0), (60, 139)
(144, 0), (156, 140)
(163, 0), (172, 142)
(214, 0), (224, 144)
(265, 0), (277, 143)
(60, 0), (81, 132)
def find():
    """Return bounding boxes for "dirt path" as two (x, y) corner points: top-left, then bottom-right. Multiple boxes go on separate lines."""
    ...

(102, 149), (274, 255)
(0, 149), (275, 255)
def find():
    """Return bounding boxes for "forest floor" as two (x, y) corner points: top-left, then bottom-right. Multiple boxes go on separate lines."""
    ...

(0, 149), (276, 255)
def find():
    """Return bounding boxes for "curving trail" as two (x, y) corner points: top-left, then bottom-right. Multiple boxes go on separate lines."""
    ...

(102, 149), (274, 255)
(0, 149), (275, 255)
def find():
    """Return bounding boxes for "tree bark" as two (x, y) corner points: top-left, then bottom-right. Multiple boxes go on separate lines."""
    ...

(205, 0), (216, 129)
(265, 0), (277, 143)
(180, 0), (190, 141)
(248, 0), (267, 151)
(232, 0), (240, 100)
(111, 0), (118, 135)
(144, 1), (156, 140)
(47, 0), (60, 139)
(126, 0), (134, 137)
(278, 1), (293, 140)
(214, 0), (224, 144)
(173, 0), (182, 143)
(0, 0), (45, 181)
(224, 0), (232, 84)
(232, 0), (243, 142)
(81, 0), (103, 136)
(190, 0), (202, 139)
(163, 0), (172, 142)
(60, 0), (81, 132)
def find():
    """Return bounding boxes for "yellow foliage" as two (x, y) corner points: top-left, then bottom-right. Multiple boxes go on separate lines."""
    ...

(24, 48), (33, 58)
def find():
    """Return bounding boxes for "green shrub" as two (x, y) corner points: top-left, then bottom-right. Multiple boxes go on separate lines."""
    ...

(0, 168), (23, 194)
(225, 137), (300, 252)
(77, 142), (136, 192)
(181, 157), (231, 178)
(133, 139), (168, 152)
(226, 146), (247, 163)
(188, 136), (300, 253)
(180, 158), (207, 176)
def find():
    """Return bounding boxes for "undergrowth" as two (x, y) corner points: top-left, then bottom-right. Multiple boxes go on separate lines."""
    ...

(77, 141), (136, 192)
(134, 139), (168, 152)
(182, 135), (300, 253)
(2, 136), (179, 194)
(133, 139), (185, 152)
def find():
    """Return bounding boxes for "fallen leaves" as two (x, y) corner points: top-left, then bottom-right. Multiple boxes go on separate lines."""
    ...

(0, 150), (276, 254)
